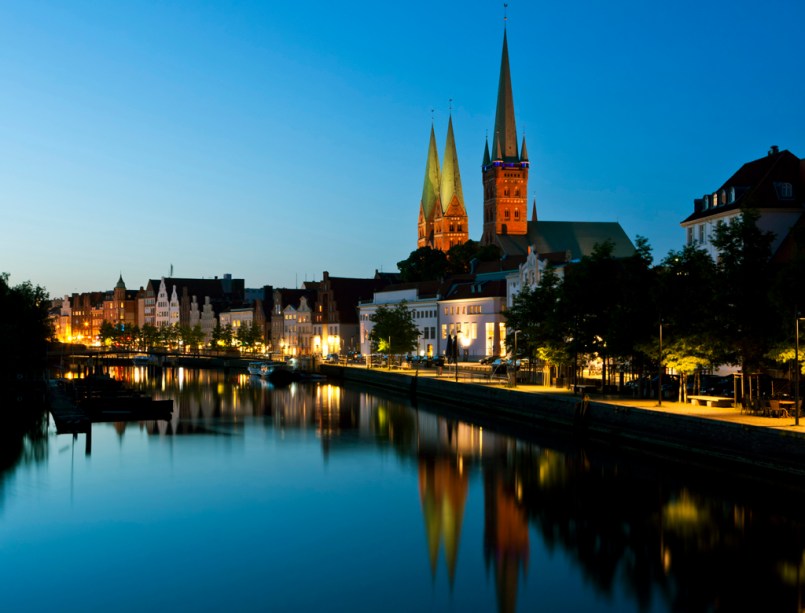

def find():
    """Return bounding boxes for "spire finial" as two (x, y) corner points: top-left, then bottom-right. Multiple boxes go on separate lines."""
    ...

(431, 108), (435, 123)
(449, 98), (453, 114)
(504, 3), (508, 26)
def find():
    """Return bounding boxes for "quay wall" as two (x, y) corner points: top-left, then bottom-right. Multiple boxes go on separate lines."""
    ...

(321, 365), (805, 478)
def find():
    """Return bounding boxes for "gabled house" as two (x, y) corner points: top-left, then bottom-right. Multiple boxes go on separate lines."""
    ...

(680, 147), (805, 260)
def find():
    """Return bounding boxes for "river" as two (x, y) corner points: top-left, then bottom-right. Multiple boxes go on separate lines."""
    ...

(1, 366), (804, 612)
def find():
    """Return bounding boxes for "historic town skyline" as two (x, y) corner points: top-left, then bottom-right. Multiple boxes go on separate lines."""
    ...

(2, 1), (804, 298)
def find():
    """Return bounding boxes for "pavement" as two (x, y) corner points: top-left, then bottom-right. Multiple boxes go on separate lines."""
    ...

(355, 361), (805, 434)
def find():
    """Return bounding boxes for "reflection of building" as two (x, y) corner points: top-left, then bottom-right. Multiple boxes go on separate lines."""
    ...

(484, 473), (530, 613)
(418, 457), (469, 585)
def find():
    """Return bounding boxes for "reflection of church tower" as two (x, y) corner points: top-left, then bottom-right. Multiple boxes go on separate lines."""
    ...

(481, 26), (529, 245)
(483, 472), (530, 613)
(418, 457), (470, 586)
(417, 116), (470, 252)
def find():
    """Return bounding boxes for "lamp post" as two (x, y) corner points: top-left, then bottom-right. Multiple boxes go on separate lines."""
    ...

(513, 329), (521, 388)
(455, 333), (460, 382)
(796, 316), (804, 426)
(658, 320), (663, 407)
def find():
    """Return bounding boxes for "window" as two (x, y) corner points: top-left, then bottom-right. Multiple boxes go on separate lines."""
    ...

(687, 227), (693, 245)
(780, 182), (793, 198)
(698, 224), (705, 243)
(728, 186), (735, 203)
(504, 209), (510, 220)
(514, 209), (520, 220)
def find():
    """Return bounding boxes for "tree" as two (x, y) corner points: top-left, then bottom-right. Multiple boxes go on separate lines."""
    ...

(711, 208), (776, 373)
(397, 247), (448, 282)
(369, 301), (420, 355)
(446, 240), (501, 275)
(0, 273), (51, 378)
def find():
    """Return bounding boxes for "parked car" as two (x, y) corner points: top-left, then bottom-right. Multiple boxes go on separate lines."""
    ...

(479, 355), (498, 365)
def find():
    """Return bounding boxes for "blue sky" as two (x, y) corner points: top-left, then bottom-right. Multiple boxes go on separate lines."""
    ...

(2, 0), (803, 298)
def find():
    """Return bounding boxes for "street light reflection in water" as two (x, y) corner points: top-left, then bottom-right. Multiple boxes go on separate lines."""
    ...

(1, 366), (805, 613)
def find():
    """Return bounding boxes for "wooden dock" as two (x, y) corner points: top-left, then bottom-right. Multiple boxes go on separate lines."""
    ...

(48, 377), (173, 434)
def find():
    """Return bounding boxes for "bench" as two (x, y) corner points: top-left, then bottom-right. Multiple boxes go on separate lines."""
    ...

(688, 395), (733, 408)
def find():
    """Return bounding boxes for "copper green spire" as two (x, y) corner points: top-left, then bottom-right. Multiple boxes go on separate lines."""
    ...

(493, 29), (519, 162)
(440, 114), (465, 214)
(420, 123), (441, 221)
(483, 136), (491, 167)
(520, 135), (528, 162)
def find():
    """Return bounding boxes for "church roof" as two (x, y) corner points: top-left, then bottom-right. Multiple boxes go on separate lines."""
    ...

(420, 124), (441, 222)
(492, 29), (519, 163)
(440, 115), (465, 215)
(495, 221), (636, 259)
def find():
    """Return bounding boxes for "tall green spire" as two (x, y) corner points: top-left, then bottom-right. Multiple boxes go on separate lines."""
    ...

(493, 29), (519, 162)
(420, 123), (441, 221)
(440, 114), (465, 214)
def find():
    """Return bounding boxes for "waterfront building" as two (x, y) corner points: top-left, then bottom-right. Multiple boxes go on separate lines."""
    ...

(437, 271), (508, 360)
(358, 282), (440, 357)
(101, 275), (138, 330)
(314, 271), (390, 356)
(142, 274), (245, 330)
(271, 285), (318, 356)
(680, 146), (805, 261)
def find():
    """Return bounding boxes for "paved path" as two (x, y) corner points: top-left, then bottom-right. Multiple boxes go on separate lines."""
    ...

(356, 363), (805, 434)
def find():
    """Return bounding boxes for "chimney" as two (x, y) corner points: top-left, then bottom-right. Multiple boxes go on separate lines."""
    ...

(769, 145), (780, 156)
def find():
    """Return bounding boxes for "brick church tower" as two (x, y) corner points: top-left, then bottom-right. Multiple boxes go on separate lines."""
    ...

(417, 116), (469, 252)
(480, 27), (529, 245)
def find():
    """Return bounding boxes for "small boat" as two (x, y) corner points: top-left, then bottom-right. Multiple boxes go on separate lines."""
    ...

(132, 354), (157, 366)
(247, 361), (267, 376)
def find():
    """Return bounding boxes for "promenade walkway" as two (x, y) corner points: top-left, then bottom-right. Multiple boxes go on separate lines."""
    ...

(353, 361), (805, 434)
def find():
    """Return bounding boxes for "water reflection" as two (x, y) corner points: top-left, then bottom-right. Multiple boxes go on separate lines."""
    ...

(4, 367), (805, 611)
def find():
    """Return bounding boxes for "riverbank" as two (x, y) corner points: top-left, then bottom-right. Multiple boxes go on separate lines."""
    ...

(321, 364), (805, 480)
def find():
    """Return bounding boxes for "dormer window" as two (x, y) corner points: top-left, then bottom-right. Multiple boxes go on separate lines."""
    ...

(719, 189), (726, 205)
(713, 192), (719, 207)
(704, 195), (710, 209)
(728, 186), (735, 203)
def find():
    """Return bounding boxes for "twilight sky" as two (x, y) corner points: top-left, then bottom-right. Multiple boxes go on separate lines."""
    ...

(2, 0), (804, 298)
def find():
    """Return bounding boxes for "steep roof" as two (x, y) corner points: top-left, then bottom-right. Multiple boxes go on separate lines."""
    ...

(682, 149), (804, 224)
(440, 115), (465, 215)
(495, 221), (635, 259)
(492, 29), (519, 163)
(420, 123), (441, 222)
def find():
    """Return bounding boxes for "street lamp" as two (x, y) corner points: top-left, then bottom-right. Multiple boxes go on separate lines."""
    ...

(513, 329), (521, 388)
(796, 317), (799, 425)
(658, 320), (663, 407)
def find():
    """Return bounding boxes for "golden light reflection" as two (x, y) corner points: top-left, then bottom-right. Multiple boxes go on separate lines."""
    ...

(178, 367), (184, 390)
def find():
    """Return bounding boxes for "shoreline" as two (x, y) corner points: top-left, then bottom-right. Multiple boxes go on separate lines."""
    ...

(321, 364), (805, 481)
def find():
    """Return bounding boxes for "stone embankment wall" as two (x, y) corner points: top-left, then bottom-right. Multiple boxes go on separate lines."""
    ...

(322, 365), (805, 479)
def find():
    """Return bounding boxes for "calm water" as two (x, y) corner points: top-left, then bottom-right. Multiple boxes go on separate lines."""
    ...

(2, 367), (805, 612)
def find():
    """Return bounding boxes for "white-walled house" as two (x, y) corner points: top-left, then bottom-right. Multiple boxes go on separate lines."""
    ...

(358, 284), (440, 357)
(680, 147), (804, 261)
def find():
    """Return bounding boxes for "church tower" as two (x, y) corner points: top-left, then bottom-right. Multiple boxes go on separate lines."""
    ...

(417, 116), (469, 252)
(417, 124), (441, 249)
(481, 27), (529, 245)
(433, 114), (469, 251)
